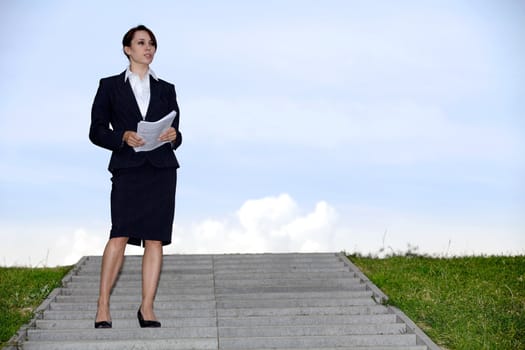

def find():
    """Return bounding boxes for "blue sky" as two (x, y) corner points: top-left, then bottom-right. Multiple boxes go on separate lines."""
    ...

(1, 0), (524, 266)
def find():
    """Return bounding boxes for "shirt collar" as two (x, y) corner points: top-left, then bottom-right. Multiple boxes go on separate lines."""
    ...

(124, 67), (158, 82)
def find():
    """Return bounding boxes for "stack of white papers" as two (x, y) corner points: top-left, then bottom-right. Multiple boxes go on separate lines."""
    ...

(134, 111), (177, 152)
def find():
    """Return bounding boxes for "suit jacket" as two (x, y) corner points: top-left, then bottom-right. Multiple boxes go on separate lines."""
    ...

(89, 71), (182, 172)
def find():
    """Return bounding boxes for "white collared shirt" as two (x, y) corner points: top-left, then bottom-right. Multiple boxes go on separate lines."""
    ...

(125, 67), (159, 118)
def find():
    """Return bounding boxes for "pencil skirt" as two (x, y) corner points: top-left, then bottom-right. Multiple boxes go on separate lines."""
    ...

(109, 162), (177, 246)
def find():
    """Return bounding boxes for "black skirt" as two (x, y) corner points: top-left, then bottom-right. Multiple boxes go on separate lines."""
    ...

(109, 162), (177, 246)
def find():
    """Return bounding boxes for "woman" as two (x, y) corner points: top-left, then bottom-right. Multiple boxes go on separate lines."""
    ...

(89, 24), (182, 329)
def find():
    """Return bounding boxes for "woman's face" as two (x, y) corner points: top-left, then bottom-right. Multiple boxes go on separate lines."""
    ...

(124, 30), (156, 66)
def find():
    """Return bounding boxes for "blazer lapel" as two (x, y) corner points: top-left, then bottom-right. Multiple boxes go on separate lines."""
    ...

(114, 70), (143, 123)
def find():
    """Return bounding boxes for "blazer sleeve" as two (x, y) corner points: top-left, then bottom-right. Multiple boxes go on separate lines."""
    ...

(89, 78), (125, 151)
(169, 83), (183, 151)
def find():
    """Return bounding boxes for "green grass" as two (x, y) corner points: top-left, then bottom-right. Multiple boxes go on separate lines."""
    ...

(0, 266), (72, 347)
(349, 254), (525, 350)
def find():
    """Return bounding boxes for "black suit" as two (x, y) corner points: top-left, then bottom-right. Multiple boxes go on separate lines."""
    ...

(89, 71), (182, 172)
(89, 70), (181, 246)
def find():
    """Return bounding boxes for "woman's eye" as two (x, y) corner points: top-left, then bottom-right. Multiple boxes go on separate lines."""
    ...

(138, 41), (144, 45)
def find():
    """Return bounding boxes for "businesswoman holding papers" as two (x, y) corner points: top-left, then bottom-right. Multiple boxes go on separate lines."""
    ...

(89, 24), (181, 329)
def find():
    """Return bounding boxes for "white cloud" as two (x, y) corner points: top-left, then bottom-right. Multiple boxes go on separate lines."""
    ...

(168, 194), (339, 254)
(238, 194), (299, 233)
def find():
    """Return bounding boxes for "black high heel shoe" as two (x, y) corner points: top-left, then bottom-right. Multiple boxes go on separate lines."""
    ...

(95, 307), (112, 328)
(137, 308), (161, 328)
(94, 320), (112, 329)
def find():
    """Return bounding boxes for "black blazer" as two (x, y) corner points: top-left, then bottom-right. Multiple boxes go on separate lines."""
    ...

(89, 71), (182, 172)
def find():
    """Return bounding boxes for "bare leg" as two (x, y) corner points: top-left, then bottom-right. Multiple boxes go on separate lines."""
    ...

(95, 237), (128, 322)
(140, 240), (163, 321)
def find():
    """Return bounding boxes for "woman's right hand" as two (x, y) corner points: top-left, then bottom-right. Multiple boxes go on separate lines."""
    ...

(123, 131), (145, 147)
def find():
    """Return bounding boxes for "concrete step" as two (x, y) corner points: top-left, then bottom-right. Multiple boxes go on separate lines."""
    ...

(35, 314), (401, 330)
(213, 263), (347, 270)
(216, 297), (376, 309)
(53, 291), (370, 304)
(215, 290), (373, 300)
(220, 347), (427, 350)
(55, 293), (215, 303)
(217, 305), (390, 317)
(22, 338), (217, 350)
(218, 323), (407, 337)
(212, 253), (337, 261)
(35, 317), (216, 329)
(213, 258), (342, 264)
(78, 260), (213, 267)
(81, 256), (212, 263)
(213, 256), (344, 265)
(214, 285), (367, 294)
(85, 255), (213, 262)
(48, 297), (374, 312)
(78, 262), (347, 272)
(78, 264), (214, 272)
(219, 334), (419, 349)
(69, 273), (213, 282)
(58, 286), (215, 296)
(27, 327), (217, 341)
(78, 262), (213, 273)
(72, 269), (354, 278)
(213, 261), (345, 268)
(66, 280), (214, 289)
(216, 268), (351, 275)
(215, 271), (354, 280)
(218, 314), (399, 327)
(49, 301), (216, 311)
(214, 279), (363, 289)
(41, 309), (216, 320)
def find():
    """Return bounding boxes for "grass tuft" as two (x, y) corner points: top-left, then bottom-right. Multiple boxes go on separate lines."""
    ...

(0, 265), (72, 346)
(349, 253), (525, 350)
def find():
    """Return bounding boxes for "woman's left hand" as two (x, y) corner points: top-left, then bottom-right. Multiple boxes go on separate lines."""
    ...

(159, 127), (178, 142)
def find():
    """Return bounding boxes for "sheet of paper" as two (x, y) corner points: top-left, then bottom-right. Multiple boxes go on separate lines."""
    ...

(134, 110), (177, 152)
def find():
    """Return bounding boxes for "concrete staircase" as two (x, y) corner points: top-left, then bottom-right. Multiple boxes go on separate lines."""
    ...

(8, 253), (440, 349)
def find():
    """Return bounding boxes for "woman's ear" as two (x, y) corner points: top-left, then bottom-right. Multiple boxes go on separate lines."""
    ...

(124, 46), (131, 56)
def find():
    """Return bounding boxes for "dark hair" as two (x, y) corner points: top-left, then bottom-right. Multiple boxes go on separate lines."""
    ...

(122, 25), (157, 59)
